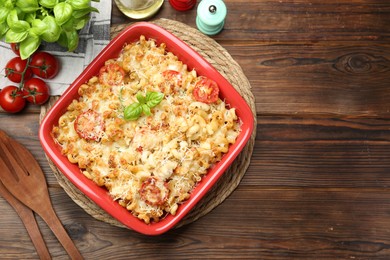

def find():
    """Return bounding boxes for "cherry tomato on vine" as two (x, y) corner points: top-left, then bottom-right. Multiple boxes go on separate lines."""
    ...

(98, 63), (125, 86)
(22, 78), (50, 105)
(10, 43), (20, 56)
(30, 52), (60, 79)
(192, 77), (219, 104)
(5, 57), (33, 83)
(0, 86), (26, 113)
(74, 110), (105, 141)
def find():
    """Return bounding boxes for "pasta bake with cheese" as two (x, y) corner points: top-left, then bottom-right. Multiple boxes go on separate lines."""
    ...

(52, 35), (241, 224)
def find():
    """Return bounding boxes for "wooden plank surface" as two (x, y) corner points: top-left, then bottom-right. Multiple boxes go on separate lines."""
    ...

(1, 1), (390, 259)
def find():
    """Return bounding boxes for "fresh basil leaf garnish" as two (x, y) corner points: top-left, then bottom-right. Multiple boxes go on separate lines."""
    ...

(123, 91), (164, 121)
(146, 91), (164, 108)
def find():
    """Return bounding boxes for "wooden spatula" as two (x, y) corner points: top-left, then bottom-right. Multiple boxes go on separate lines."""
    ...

(0, 180), (51, 259)
(0, 130), (83, 259)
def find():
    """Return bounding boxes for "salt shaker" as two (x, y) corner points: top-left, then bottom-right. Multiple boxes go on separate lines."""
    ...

(169, 0), (197, 11)
(196, 0), (227, 35)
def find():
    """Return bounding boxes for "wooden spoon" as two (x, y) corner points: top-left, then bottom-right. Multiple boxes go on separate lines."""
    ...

(0, 180), (51, 259)
(0, 130), (83, 259)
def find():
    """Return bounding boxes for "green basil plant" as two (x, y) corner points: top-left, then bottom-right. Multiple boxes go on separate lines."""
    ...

(0, 0), (99, 60)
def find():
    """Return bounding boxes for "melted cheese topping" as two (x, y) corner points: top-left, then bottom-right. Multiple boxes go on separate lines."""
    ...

(52, 36), (241, 224)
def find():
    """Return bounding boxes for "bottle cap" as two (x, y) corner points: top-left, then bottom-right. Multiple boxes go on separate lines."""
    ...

(114, 0), (164, 20)
(169, 0), (197, 11)
(196, 0), (227, 35)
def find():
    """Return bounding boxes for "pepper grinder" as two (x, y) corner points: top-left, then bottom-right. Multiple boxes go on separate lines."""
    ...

(196, 0), (227, 35)
(169, 0), (197, 11)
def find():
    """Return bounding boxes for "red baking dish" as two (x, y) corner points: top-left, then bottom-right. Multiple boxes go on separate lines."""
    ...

(39, 22), (254, 235)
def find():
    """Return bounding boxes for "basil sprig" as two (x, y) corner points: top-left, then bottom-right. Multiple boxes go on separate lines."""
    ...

(0, 0), (99, 60)
(124, 91), (164, 121)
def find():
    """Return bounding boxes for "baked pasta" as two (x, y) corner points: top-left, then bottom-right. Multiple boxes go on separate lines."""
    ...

(52, 35), (241, 224)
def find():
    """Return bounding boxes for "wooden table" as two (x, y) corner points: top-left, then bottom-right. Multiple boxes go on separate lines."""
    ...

(1, 1), (390, 259)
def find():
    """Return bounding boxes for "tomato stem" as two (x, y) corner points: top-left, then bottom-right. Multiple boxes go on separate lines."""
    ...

(18, 57), (32, 90)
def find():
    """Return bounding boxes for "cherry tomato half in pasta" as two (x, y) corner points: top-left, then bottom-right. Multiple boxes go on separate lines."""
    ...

(162, 70), (182, 87)
(160, 70), (182, 94)
(98, 63), (125, 86)
(139, 177), (169, 206)
(74, 110), (105, 141)
(192, 77), (219, 104)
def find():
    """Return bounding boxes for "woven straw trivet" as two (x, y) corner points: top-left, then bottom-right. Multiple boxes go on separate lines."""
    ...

(40, 19), (257, 230)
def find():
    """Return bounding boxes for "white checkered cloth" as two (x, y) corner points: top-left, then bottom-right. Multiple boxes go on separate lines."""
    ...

(0, 1), (112, 96)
